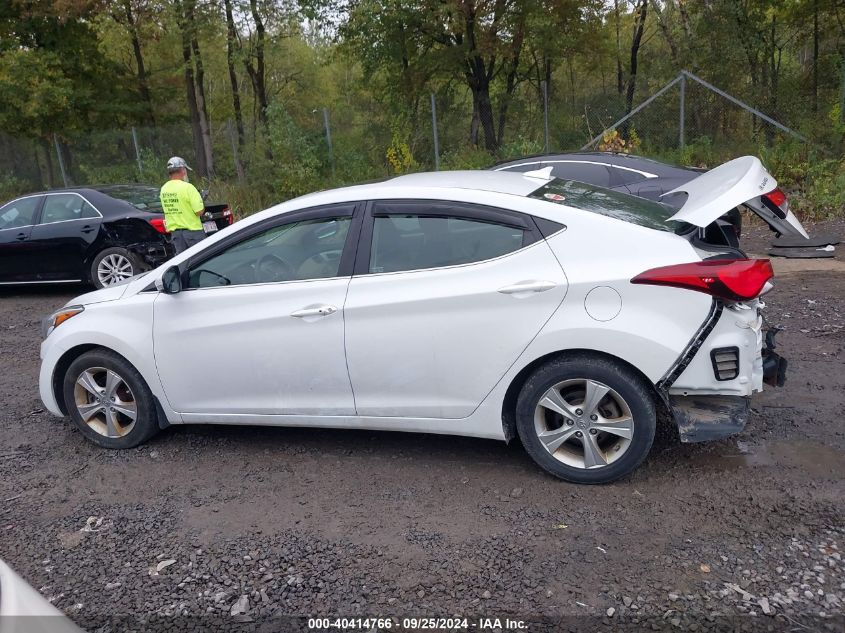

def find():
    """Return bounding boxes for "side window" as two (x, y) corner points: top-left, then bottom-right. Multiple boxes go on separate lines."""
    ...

(547, 162), (612, 187)
(608, 166), (649, 186)
(0, 196), (41, 230)
(188, 216), (352, 288)
(369, 210), (526, 274)
(41, 194), (99, 224)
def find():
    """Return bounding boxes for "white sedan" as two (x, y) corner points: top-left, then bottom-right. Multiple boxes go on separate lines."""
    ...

(38, 157), (791, 483)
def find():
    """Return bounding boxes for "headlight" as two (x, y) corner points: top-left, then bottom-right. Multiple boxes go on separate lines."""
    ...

(41, 306), (84, 338)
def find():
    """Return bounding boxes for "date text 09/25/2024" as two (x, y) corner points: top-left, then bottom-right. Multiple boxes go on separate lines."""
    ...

(307, 617), (528, 630)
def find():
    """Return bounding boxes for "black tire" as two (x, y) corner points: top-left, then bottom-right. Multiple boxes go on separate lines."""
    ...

(89, 247), (144, 289)
(62, 349), (160, 449)
(515, 354), (656, 484)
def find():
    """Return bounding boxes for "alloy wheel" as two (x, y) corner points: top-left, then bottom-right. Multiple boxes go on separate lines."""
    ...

(73, 367), (137, 438)
(533, 378), (634, 469)
(97, 253), (134, 286)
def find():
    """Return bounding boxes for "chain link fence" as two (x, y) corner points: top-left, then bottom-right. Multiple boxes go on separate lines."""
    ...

(0, 70), (825, 215)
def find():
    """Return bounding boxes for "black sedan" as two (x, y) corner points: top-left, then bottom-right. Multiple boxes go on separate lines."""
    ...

(491, 152), (808, 248)
(0, 185), (232, 288)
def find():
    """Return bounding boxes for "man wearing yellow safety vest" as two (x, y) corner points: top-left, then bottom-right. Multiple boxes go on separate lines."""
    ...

(159, 156), (206, 254)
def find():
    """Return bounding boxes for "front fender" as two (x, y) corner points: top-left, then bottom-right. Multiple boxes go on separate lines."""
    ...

(38, 292), (180, 424)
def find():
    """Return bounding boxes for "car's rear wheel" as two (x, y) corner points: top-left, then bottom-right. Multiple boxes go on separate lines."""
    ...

(62, 350), (159, 449)
(515, 355), (656, 484)
(90, 247), (143, 288)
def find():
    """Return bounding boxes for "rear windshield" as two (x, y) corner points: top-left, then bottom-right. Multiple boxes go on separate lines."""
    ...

(94, 185), (163, 212)
(529, 178), (679, 232)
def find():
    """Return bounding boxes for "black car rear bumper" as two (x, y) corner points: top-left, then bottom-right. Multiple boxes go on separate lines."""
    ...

(128, 241), (173, 269)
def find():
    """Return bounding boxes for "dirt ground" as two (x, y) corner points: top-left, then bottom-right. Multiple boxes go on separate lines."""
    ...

(0, 220), (843, 632)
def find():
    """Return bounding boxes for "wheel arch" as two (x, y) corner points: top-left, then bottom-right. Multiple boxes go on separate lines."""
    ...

(51, 343), (170, 429)
(500, 348), (670, 442)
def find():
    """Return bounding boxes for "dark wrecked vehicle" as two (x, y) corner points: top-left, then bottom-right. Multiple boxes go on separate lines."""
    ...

(491, 151), (809, 250)
(0, 185), (232, 289)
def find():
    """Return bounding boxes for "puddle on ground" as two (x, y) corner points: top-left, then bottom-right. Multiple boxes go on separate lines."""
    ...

(687, 440), (845, 478)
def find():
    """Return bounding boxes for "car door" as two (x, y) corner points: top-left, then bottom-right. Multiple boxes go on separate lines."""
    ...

(153, 204), (360, 416)
(343, 200), (568, 419)
(0, 195), (43, 283)
(26, 192), (103, 281)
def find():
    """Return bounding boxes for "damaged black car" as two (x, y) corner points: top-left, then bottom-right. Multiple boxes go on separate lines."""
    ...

(0, 185), (232, 289)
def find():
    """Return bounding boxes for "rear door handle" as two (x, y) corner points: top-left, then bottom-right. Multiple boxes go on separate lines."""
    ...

(498, 280), (557, 295)
(291, 304), (338, 318)
(80, 225), (95, 234)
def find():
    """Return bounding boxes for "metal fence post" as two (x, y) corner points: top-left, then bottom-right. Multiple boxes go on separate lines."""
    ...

(53, 133), (69, 187)
(322, 108), (335, 179)
(131, 127), (143, 178)
(542, 80), (550, 154)
(431, 93), (440, 171)
(679, 74), (686, 150)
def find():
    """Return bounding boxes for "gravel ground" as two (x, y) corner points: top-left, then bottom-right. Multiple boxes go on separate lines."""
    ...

(0, 220), (843, 632)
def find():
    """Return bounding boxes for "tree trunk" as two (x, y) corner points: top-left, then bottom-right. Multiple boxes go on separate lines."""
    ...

(224, 0), (245, 150)
(246, 0), (269, 126)
(175, 0), (207, 177)
(651, 0), (679, 69)
(469, 78), (497, 151)
(243, 0), (271, 159)
(122, 0), (154, 125)
(622, 0), (648, 137)
(813, 0), (819, 113)
(186, 0), (214, 177)
(462, 2), (498, 151)
(615, 0), (623, 96)
(495, 11), (525, 148)
(39, 138), (55, 189)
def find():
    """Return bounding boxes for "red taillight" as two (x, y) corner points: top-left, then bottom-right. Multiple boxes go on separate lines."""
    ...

(764, 187), (787, 208)
(149, 217), (169, 234)
(631, 259), (773, 302)
(222, 207), (233, 225)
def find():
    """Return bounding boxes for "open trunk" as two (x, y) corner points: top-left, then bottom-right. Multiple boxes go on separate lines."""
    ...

(663, 156), (808, 254)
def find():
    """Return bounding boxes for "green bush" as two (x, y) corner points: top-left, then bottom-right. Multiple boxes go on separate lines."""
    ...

(0, 173), (29, 200)
(439, 145), (496, 170)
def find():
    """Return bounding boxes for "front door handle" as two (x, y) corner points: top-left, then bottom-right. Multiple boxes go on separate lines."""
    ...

(498, 280), (557, 295)
(15, 232), (26, 241)
(291, 304), (338, 318)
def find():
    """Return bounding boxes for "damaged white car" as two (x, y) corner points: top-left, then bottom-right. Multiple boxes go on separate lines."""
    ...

(38, 156), (794, 483)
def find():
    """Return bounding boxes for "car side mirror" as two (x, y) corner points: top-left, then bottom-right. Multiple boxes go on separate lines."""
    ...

(156, 266), (182, 294)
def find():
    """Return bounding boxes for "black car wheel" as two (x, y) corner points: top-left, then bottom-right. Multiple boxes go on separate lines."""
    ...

(90, 247), (143, 288)
(62, 349), (160, 449)
(516, 354), (656, 484)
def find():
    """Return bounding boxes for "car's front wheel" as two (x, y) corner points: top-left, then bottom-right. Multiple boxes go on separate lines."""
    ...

(516, 354), (656, 484)
(62, 349), (160, 449)
(90, 247), (143, 288)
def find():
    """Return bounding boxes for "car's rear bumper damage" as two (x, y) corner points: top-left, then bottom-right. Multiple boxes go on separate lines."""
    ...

(660, 298), (787, 442)
(128, 241), (173, 269)
(669, 394), (750, 442)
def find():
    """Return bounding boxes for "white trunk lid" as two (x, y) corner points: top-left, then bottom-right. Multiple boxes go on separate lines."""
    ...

(664, 156), (808, 239)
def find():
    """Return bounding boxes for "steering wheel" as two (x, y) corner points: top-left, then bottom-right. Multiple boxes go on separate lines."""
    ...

(297, 250), (342, 279)
(256, 254), (294, 283)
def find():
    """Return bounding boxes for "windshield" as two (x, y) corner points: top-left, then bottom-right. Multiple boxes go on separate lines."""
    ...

(95, 185), (163, 212)
(529, 178), (684, 232)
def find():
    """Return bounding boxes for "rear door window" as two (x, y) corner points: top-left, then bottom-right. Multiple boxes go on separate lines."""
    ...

(368, 202), (530, 274)
(40, 194), (100, 224)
